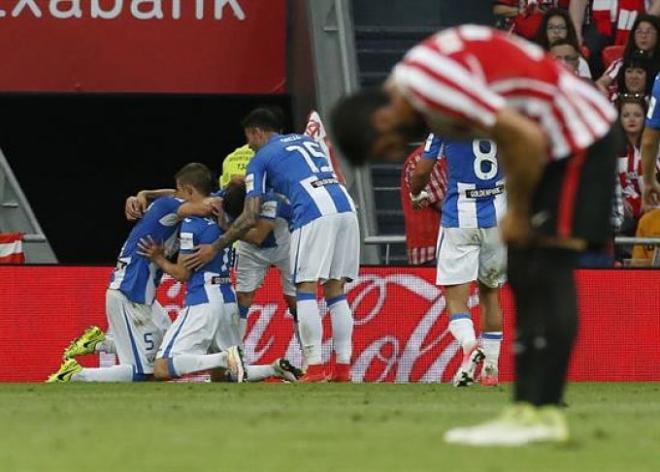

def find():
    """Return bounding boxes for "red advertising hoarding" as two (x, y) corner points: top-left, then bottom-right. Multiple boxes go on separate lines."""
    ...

(0, 266), (658, 382)
(0, 0), (285, 93)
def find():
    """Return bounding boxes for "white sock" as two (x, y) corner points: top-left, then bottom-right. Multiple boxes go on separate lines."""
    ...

(448, 313), (477, 353)
(246, 364), (276, 381)
(170, 353), (228, 377)
(297, 295), (322, 365)
(71, 365), (134, 382)
(94, 339), (116, 354)
(327, 295), (353, 364)
(481, 332), (503, 367)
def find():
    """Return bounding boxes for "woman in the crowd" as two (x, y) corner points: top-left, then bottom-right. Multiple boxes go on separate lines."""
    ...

(534, 8), (592, 79)
(611, 54), (654, 101)
(596, 14), (660, 94)
(617, 96), (649, 235)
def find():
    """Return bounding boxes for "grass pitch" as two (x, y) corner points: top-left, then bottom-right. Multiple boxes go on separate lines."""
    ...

(1, 382), (658, 472)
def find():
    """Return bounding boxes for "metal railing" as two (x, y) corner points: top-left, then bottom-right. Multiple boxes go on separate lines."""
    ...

(364, 235), (660, 265)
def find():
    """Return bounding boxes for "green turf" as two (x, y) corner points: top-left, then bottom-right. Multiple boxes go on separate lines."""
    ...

(1, 383), (659, 472)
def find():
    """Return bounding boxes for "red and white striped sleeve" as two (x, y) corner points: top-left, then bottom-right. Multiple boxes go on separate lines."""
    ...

(391, 42), (506, 130)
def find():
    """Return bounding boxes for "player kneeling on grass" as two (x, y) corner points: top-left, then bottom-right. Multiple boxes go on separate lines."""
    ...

(47, 163), (224, 383)
(138, 173), (301, 383)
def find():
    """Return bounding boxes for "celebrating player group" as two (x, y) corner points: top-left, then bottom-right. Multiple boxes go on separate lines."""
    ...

(46, 22), (624, 448)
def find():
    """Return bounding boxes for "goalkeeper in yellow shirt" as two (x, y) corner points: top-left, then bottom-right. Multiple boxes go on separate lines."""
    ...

(219, 144), (255, 188)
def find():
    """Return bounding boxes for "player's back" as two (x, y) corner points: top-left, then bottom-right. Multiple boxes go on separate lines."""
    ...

(109, 196), (183, 305)
(424, 134), (505, 229)
(180, 216), (234, 306)
(247, 133), (355, 229)
(394, 25), (617, 160)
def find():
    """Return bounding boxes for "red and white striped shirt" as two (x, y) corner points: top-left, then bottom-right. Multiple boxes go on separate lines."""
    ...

(391, 25), (617, 161)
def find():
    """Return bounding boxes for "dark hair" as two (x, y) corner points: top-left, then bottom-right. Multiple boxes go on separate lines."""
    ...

(548, 38), (579, 52)
(617, 96), (647, 148)
(223, 177), (246, 220)
(175, 163), (213, 196)
(330, 88), (389, 167)
(622, 14), (660, 68)
(616, 52), (654, 95)
(241, 107), (283, 132)
(534, 8), (580, 51)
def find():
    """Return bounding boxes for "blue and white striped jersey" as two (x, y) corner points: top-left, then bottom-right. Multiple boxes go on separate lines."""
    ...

(647, 73), (660, 130)
(259, 192), (292, 249)
(245, 134), (355, 230)
(179, 217), (235, 306)
(422, 133), (506, 229)
(109, 196), (183, 304)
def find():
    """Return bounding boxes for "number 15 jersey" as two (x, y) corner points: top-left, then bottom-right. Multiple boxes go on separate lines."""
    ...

(245, 133), (355, 230)
(422, 133), (506, 229)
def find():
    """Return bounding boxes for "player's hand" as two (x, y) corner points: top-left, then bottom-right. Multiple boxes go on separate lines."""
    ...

(410, 190), (430, 210)
(204, 197), (224, 217)
(642, 179), (660, 210)
(181, 244), (217, 270)
(125, 196), (143, 221)
(137, 236), (164, 260)
(500, 212), (532, 245)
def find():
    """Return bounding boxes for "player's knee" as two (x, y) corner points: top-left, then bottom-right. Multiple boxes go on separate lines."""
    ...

(322, 279), (345, 299)
(153, 358), (170, 380)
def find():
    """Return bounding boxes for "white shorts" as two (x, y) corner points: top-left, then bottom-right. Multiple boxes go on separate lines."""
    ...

(105, 289), (172, 376)
(157, 286), (239, 358)
(290, 212), (360, 284)
(436, 226), (507, 288)
(235, 241), (295, 296)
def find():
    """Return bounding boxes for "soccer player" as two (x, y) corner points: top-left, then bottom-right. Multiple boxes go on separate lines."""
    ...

(47, 163), (222, 383)
(411, 134), (505, 387)
(640, 72), (660, 209)
(233, 185), (301, 357)
(182, 108), (360, 383)
(331, 25), (617, 445)
(138, 179), (301, 383)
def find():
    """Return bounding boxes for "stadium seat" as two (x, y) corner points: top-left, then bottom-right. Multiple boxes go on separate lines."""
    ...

(602, 45), (624, 69)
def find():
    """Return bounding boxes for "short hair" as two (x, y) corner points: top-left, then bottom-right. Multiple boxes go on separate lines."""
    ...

(330, 88), (389, 167)
(548, 38), (578, 51)
(241, 107), (283, 132)
(223, 177), (246, 220)
(175, 163), (213, 196)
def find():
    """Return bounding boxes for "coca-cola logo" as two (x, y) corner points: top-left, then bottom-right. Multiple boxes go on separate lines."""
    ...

(157, 272), (478, 382)
(0, 0), (247, 21)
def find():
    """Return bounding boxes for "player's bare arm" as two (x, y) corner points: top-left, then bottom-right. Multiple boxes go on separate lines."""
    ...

(137, 235), (191, 282)
(410, 158), (436, 209)
(491, 108), (547, 245)
(242, 218), (276, 246)
(640, 126), (660, 208)
(182, 196), (262, 270)
(124, 188), (175, 221)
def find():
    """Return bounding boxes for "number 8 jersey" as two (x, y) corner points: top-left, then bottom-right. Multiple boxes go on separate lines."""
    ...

(245, 133), (356, 229)
(422, 133), (506, 229)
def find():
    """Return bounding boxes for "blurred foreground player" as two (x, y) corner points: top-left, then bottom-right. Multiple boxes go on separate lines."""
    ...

(332, 25), (617, 445)
(183, 108), (360, 383)
(47, 164), (220, 382)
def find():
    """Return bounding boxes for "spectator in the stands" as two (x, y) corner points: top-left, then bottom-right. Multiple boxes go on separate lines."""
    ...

(549, 38), (583, 75)
(596, 14), (660, 95)
(493, 1), (568, 40)
(632, 208), (660, 265)
(400, 145), (447, 266)
(535, 8), (592, 78)
(569, 1), (658, 77)
(611, 54), (654, 101)
(617, 96), (648, 237)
